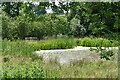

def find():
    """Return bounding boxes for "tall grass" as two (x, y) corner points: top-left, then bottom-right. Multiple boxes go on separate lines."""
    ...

(2, 37), (118, 78)
(2, 39), (37, 57)
(2, 37), (76, 56)
(2, 55), (118, 78)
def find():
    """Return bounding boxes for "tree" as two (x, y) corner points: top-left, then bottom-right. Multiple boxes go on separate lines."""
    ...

(2, 2), (23, 17)
(66, 2), (120, 36)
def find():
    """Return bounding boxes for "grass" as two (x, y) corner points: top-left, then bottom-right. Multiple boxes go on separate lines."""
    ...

(2, 39), (37, 57)
(2, 37), (119, 57)
(1, 37), (119, 78)
(2, 38), (76, 57)
(2, 55), (118, 78)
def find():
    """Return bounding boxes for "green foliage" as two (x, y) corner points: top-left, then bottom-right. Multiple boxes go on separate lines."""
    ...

(90, 47), (115, 60)
(68, 2), (120, 36)
(2, 39), (37, 57)
(2, 54), (117, 78)
(2, 13), (70, 40)
(2, 2), (120, 39)
(2, 62), (44, 78)
(104, 32), (120, 41)
(2, 2), (23, 17)
(2, 37), (76, 57)
(88, 22), (108, 35)
(70, 18), (86, 37)
(29, 37), (76, 50)
(76, 37), (119, 47)
(100, 50), (114, 60)
(2, 14), (27, 40)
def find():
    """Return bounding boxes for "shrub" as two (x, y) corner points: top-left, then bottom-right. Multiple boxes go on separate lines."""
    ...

(76, 37), (119, 47)
(29, 38), (76, 50)
(90, 47), (116, 60)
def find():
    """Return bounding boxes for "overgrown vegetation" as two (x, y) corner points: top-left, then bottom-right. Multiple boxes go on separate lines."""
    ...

(2, 37), (119, 58)
(2, 38), (118, 58)
(2, 37), (76, 57)
(2, 61), (45, 78)
(2, 13), (70, 40)
(90, 47), (117, 60)
(2, 39), (37, 57)
(2, 55), (118, 78)
(1, 1), (119, 79)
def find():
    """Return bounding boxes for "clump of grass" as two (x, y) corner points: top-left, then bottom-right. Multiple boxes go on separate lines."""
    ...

(76, 37), (119, 47)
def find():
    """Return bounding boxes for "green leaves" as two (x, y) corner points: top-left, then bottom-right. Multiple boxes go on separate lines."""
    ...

(30, 37), (76, 50)
(68, 2), (120, 37)
(2, 2), (23, 17)
(76, 37), (119, 47)
(2, 2), (120, 40)
(100, 50), (114, 60)
(2, 40), (37, 57)
(90, 45), (116, 60)
(2, 62), (45, 78)
(2, 12), (71, 40)
(88, 22), (108, 35)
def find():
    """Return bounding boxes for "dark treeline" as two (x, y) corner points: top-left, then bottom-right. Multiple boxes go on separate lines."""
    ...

(1, 2), (120, 40)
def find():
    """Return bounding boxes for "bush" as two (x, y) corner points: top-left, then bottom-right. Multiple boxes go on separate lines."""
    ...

(29, 38), (76, 50)
(76, 37), (119, 47)
(2, 62), (45, 78)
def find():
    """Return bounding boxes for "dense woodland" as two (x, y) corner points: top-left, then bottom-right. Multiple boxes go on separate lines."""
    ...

(1, 2), (120, 40)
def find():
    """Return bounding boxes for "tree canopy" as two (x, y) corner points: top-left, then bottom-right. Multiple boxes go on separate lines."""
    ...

(1, 2), (120, 40)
